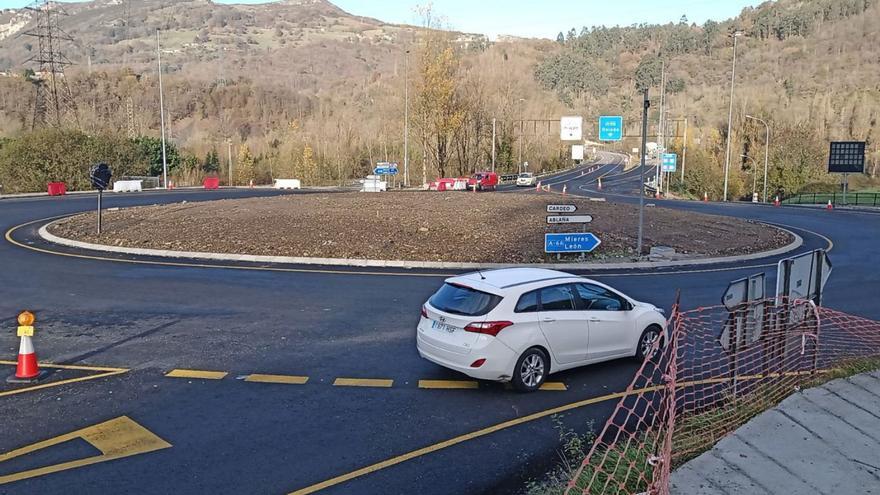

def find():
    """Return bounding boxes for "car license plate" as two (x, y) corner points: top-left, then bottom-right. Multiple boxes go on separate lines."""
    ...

(431, 320), (458, 334)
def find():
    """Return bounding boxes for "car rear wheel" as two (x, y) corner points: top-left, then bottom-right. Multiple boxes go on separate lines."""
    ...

(635, 325), (663, 361)
(512, 347), (548, 393)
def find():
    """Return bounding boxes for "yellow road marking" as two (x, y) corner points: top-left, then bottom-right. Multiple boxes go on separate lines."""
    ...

(246, 373), (309, 385)
(0, 361), (129, 398)
(333, 378), (393, 388)
(165, 369), (228, 380)
(418, 380), (478, 390)
(288, 369), (835, 494)
(539, 382), (568, 391)
(0, 416), (171, 485)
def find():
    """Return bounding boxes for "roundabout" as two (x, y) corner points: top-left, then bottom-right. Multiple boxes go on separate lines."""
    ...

(0, 154), (876, 495)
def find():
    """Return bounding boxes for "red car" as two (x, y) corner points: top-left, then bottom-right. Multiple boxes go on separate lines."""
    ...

(467, 171), (499, 191)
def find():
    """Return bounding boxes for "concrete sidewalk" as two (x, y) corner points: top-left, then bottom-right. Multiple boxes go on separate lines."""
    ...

(670, 370), (880, 494)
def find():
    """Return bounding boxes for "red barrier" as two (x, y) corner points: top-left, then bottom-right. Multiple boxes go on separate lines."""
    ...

(47, 182), (66, 196)
(203, 177), (220, 190)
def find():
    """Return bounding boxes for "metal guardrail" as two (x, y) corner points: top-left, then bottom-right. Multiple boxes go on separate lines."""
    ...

(785, 192), (880, 206)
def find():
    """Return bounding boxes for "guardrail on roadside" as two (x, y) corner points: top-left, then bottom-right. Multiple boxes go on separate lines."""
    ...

(785, 192), (880, 206)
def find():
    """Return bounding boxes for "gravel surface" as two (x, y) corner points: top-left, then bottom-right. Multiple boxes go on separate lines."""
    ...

(49, 192), (792, 263)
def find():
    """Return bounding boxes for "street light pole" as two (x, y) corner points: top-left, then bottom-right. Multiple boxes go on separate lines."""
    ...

(491, 117), (496, 172)
(681, 117), (688, 184)
(722, 31), (743, 202)
(746, 115), (770, 202)
(518, 98), (525, 173)
(637, 88), (650, 257)
(403, 48), (409, 187)
(157, 30), (169, 189)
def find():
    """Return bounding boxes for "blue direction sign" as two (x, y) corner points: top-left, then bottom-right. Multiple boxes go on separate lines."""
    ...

(545, 233), (602, 254)
(373, 162), (399, 175)
(661, 153), (677, 172)
(598, 116), (623, 142)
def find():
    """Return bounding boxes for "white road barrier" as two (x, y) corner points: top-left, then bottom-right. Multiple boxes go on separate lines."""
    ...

(113, 180), (143, 193)
(273, 179), (302, 190)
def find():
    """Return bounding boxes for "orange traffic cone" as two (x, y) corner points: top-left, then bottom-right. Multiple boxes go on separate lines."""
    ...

(249, 179), (254, 188)
(535, 181), (541, 191)
(597, 178), (602, 191)
(826, 200), (833, 211)
(7, 311), (45, 383)
(562, 184), (567, 196)
(773, 196), (781, 207)
(703, 192), (709, 202)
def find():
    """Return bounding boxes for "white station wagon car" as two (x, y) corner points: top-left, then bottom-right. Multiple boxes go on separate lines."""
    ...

(417, 268), (667, 392)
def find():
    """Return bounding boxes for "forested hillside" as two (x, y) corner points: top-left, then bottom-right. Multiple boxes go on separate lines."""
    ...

(0, 0), (877, 196)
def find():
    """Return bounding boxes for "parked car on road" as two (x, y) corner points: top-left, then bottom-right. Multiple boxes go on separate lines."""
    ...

(516, 172), (537, 187)
(468, 171), (499, 191)
(416, 268), (667, 392)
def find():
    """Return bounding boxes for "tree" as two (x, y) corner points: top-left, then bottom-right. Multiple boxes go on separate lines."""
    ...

(203, 149), (220, 173)
(556, 32), (565, 44)
(634, 55), (662, 91)
(236, 144), (256, 185)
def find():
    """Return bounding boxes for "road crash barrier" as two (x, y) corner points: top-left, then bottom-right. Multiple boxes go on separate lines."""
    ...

(113, 180), (143, 193)
(564, 298), (880, 495)
(203, 177), (220, 190)
(273, 179), (302, 190)
(46, 182), (66, 196)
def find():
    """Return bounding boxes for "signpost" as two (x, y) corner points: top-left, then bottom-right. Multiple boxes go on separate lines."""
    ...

(661, 153), (677, 172)
(828, 141), (865, 205)
(598, 116), (623, 142)
(373, 162), (399, 176)
(776, 249), (832, 307)
(544, 233), (601, 254)
(547, 215), (593, 224)
(89, 163), (112, 235)
(547, 204), (576, 213)
(560, 117), (583, 141)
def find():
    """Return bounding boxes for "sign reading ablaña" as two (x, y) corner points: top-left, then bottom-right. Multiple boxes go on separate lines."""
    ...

(374, 162), (399, 175)
(598, 116), (623, 141)
(547, 215), (593, 224)
(545, 233), (602, 254)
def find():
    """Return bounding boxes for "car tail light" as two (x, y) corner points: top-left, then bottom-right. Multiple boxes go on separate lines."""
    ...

(470, 358), (486, 368)
(464, 321), (513, 337)
(421, 306), (428, 318)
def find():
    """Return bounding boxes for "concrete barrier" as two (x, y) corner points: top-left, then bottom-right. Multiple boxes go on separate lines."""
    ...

(113, 180), (143, 193)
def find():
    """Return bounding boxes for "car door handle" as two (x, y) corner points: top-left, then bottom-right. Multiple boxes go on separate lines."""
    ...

(542, 317), (556, 323)
(588, 317), (601, 322)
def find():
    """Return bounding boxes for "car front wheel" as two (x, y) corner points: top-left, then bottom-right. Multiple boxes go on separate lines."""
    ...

(635, 325), (663, 361)
(512, 347), (548, 392)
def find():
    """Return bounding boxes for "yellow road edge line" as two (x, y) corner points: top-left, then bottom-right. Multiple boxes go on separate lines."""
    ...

(288, 369), (835, 494)
(165, 369), (228, 380)
(245, 373), (309, 385)
(0, 360), (128, 373)
(418, 380), (478, 390)
(0, 369), (128, 398)
(539, 382), (568, 391)
(333, 378), (393, 388)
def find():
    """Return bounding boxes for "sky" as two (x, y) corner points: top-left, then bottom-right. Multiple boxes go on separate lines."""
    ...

(0, 0), (764, 39)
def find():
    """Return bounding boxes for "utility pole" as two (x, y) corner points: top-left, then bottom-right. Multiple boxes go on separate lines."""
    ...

(656, 61), (665, 190)
(723, 31), (743, 202)
(518, 98), (525, 173)
(681, 117), (688, 185)
(227, 139), (233, 186)
(157, 30), (169, 189)
(746, 115), (770, 202)
(491, 118), (496, 173)
(637, 88), (650, 257)
(403, 48), (409, 187)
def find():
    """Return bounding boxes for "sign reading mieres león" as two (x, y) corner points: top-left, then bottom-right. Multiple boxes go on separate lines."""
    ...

(545, 233), (602, 254)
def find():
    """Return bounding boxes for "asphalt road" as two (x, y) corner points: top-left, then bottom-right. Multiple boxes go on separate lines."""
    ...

(0, 157), (877, 495)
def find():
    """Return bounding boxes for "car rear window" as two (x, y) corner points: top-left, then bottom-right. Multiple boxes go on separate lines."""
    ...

(429, 283), (502, 317)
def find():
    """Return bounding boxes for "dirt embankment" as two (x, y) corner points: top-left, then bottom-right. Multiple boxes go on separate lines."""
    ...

(49, 193), (792, 263)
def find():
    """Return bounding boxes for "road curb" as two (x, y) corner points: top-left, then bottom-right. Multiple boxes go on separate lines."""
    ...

(38, 218), (803, 272)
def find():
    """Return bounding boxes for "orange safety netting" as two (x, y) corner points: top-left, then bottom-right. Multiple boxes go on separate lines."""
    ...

(565, 298), (880, 495)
